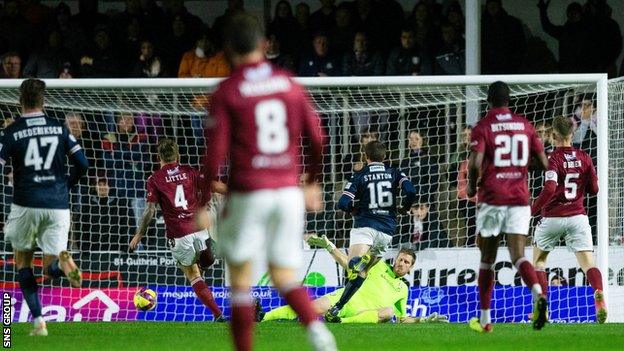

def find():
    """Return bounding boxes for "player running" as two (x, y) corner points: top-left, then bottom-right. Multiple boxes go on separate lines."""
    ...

(324, 140), (416, 322)
(257, 234), (448, 324)
(467, 81), (549, 333)
(199, 13), (336, 351)
(130, 139), (224, 321)
(530, 116), (606, 323)
(0, 79), (88, 336)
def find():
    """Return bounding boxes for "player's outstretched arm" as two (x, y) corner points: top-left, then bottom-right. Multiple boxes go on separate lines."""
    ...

(304, 233), (348, 269)
(67, 148), (89, 188)
(398, 173), (417, 214)
(130, 202), (156, 251)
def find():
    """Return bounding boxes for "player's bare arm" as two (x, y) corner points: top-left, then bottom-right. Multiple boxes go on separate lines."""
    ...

(130, 202), (156, 251)
(467, 151), (483, 198)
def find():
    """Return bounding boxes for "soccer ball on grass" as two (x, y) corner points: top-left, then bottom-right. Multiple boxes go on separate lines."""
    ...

(134, 287), (157, 311)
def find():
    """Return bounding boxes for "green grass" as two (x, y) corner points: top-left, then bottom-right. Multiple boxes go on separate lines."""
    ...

(8, 322), (624, 351)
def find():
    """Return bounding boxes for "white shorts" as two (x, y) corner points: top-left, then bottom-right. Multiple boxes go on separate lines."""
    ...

(534, 215), (593, 252)
(349, 227), (392, 257)
(217, 187), (304, 269)
(476, 204), (531, 237)
(4, 204), (70, 256)
(168, 229), (210, 267)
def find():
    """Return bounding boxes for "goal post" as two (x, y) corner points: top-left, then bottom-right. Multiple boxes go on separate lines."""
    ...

(0, 73), (613, 323)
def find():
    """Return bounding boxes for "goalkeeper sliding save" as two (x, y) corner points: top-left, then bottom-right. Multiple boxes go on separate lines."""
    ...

(255, 234), (448, 324)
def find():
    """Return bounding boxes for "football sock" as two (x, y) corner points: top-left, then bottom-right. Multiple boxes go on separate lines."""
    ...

(514, 257), (543, 300)
(586, 267), (604, 292)
(46, 260), (63, 279)
(536, 269), (548, 296)
(480, 309), (492, 327)
(263, 305), (297, 322)
(478, 262), (494, 311)
(334, 275), (365, 310)
(231, 290), (254, 351)
(191, 277), (222, 317)
(340, 310), (378, 324)
(281, 284), (318, 326)
(17, 268), (42, 319)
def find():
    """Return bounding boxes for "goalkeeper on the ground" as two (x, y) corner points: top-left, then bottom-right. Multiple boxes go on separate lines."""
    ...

(255, 234), (448, 324)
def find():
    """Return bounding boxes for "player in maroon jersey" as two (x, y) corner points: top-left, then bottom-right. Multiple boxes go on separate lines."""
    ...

(198, 14), (336, 351)
(467, 81), (550, 333)
(531, 116), (606, 323)
(129, 139), (224, 321)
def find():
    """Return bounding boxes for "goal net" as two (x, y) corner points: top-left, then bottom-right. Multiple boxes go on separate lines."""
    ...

(0, 75), (611, 323)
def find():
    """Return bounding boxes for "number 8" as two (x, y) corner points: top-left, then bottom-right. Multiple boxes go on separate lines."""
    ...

(255, 99), (289, 154)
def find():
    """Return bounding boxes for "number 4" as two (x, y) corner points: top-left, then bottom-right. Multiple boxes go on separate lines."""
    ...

(174, 184), (188, 210)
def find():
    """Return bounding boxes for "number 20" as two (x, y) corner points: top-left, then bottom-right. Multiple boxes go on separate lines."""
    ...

(494, 134), (529, 167)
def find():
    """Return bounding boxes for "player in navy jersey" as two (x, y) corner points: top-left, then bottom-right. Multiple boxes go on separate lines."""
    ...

(324, 140), (416, 323)
(531, 116), (606, 323)
(467, 81), (549, 333)
(0, 79), (89, 336)
(199, 14), (336, 351)
(130, 139), (224, 321)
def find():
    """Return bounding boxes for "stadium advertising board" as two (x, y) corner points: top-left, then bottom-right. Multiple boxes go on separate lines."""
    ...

(6, 286), (595, 323)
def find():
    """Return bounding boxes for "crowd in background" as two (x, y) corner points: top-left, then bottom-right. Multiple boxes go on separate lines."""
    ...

(0, 0), (605, 252)
(0, 0), (623, 80)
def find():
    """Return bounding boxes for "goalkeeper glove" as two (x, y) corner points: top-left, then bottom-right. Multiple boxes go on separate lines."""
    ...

(306, 234), (336, 253)
(422, 312), (449, 323)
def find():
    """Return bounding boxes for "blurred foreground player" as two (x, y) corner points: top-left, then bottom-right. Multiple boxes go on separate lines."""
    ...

(130, 139), (224, 321)
(531, 116), (606, 323)
(467, 81), (549, 333)
(199, 13), (336, 351)
(0, 79), (89, 335)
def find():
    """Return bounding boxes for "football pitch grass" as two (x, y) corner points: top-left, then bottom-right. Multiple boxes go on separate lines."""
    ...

(8, 322), (624, 351)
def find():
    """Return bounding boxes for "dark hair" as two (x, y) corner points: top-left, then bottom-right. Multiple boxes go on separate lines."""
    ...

(224, 13), (265, 55)
(398, 247), (417, 264)
(364, 140), (386, 162)
(158, 138), (180, 163)
(19, 78), (45, 109)
(487, 81), (510, 107)
(552, 115), (574, 139)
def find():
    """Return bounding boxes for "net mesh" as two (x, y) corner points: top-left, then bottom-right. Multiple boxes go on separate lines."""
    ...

(0, 79), (605, 323)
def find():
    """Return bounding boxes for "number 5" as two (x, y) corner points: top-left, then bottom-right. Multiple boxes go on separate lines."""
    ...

(564, 173), (579, 200)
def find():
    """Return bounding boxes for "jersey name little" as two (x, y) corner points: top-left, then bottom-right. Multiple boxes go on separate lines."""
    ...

(165, 173), (188, 183)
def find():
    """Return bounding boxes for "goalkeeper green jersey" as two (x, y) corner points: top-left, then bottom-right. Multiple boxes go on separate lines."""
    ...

(327, 260), (409, 318)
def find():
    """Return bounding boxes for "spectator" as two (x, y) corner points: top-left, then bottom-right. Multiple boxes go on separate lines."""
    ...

(51, 2), (87, 63)
(571, 97), (597, 154)
(342, 32), (384, 76)
(445, 1), (464, 38)
(66, 112), (97, 167)
(101, 112), (149, 227)
(20, 0), (53, 31)
(268, 1), (299, 56)
(295, 2), (312, 51)
(400, 130), (439, 203)
(159, 14), (195, 77)
(481, 0), (526, 74)
(0, 0), (38, 58)
(80, 25), (122, 77)
(406, 1), (441, 72)
(201, 34), (231, 78)
(177, 33), (210, 78)
(212, 0), (244, 47)
(23, 30), (71, 78)
(71, 0), (109, 40)
(131, 40), (166, 78)
(0, 52), (22, 78)
(138, 0), (166, 42)
(583, 0), (622, 76)
(266, 34), (295, 72)
(434, 22), (465, 75)
(77, 176), (134, 252)
(298, 33), (340, 77)
(330, 4), (356, 59)
(164, 0), (203, 39)
(538, 0), (587, 73)
(309, 0), (336, 34)
(409, 202), (450, 250)
(535, 121), (554, 154)
(119, 17), (143, 74)
(386, 27), (423, 76)
(374, 0), (404, 56)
